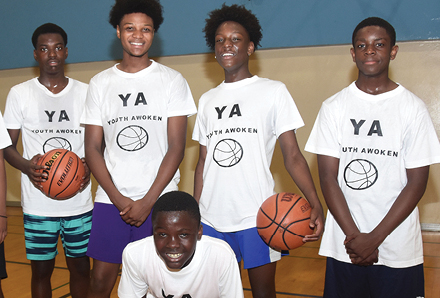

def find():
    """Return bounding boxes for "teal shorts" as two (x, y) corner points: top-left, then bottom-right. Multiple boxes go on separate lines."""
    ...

(23, 210), (92, 261)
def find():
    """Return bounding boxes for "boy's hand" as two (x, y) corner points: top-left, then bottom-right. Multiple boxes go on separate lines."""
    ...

(120, 199), (152, 227)
(79, 157), (91, 192)
(344, 232), (379, 265)
(303, 204), (324, 242)
(26, 154), (47, 190)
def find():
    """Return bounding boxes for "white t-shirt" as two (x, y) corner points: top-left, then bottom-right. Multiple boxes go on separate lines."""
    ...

(82, 61), (196, 204)
(192, 76), (304, 232)
(118, 235), (244, 298)
(305, 82), (440, 268)
(3, 78), (93, 217)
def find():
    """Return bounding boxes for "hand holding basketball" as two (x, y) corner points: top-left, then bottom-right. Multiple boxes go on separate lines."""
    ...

(36, 149), (85, 200)
(257, 192), (314, 250)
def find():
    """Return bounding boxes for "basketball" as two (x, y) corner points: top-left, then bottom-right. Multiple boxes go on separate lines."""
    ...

(257, 192), (313, 250)
(36, 149), (85, 200)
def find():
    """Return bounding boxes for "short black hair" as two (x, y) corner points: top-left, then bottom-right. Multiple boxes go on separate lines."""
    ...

(152, 191), (201, 226)
(109, 0), (164, 31)
(32, 23), (67, 49)
(204, 4), (262, 50)
(352, 17), (396, 47)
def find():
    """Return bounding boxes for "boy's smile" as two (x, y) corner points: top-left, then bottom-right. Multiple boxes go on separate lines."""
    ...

(153, 211), (202, 270)
(214, 21), (254, 82)
(117, 12), (154, 59)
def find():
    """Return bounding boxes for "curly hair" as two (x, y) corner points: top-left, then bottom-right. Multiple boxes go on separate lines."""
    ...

(109, 0), (164, 31)
(203, 4), (262, 50)
(352, 17), (396, 47)
(32, 23), (67, 49)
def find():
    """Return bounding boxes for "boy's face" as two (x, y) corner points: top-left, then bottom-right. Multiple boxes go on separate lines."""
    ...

(214, 21), (254, 73)
(33, 33), (68, 75)
(117, 12), (154, 59)
(153, 211), (202, 270)
(350, 25), (398, 78)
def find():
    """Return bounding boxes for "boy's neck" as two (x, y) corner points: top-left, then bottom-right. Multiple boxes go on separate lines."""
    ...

(355, 75), (398, 95)
(38, 72), (68, 94)
(117, 55), (152, 73)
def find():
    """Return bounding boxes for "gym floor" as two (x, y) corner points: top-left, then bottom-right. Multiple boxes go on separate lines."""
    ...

(2, 206), (439, 297)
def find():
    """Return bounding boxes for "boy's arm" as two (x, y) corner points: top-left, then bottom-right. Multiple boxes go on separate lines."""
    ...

(0, 150), (7, 243)
(278, 130), (324, 241)
(84, 124), (132, 211)
(120, 116), (188, 227)
(193, 144), (207, 203)
(345, 166), (429, 264)
(4, 128), (46, 188)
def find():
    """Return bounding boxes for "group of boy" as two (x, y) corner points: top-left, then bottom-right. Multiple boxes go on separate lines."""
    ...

(0, 0), (438, 298)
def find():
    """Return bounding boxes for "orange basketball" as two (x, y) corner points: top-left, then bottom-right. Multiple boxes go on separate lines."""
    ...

(36, 149), (85, 200)
(257, 192), (313, 250)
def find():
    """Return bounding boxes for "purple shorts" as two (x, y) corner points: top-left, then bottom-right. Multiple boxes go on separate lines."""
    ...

(86, 202), (153, 264)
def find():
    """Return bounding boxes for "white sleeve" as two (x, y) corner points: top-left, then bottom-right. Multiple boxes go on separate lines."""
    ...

(81, 79), (103, 126)
(3, 87), (23, 130)
(167, 73), (196, 118)
(305, 100), (341, 158)
(118, 247), (149, 298)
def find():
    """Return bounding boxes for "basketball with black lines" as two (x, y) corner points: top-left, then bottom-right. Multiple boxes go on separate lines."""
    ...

(36, 149), (85, 200)
(257, 192), (313, 250)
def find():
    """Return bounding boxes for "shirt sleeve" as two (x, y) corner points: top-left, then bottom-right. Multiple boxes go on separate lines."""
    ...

(402, 101), (440, 168)
(81, 79), (103, 126)
(274, 83), (304, 138)
(167, 73), (197, 118)
(305, 100), (341, 158)
(118, 246), (149, 298)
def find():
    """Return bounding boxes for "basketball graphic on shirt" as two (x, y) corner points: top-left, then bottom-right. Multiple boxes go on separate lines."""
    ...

(213, 138), (243, 167)
(344, 159), (378, 190)
(117, 125), (149, 151)
(43, 137), (72, 153)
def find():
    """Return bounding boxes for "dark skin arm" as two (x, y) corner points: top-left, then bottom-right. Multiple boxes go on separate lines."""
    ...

(278, 130), (324, 242)
(5, 128), (90, 193)
(0, 150), (7, 243)
(193, 144), (207, 203)
(85, 124), (133, 211)
(4, 129), (46, 189)
(119, 116), (188, 227)
(345, 166), (429, 264)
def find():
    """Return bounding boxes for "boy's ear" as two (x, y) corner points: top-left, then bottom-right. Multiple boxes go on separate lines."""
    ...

(116, 25), (121, 39)
(350, 47), (356, 62)
(197, 224), (203, 240)
(390, 45), (399, 60)
(247, 41), (255, 57)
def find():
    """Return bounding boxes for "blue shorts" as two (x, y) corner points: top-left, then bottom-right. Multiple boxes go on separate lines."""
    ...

(202, 223), (282, 269)
(324, 257), (425, 298)
(23, 210), (93, 261)
(86, 202), (153, 264)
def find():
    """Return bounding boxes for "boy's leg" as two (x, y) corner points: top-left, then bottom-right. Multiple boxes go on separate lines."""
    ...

(66, 256), (90, 298)
(60, 210), (93, 298)
(23, 213), (61, 298)
(31, 259), (56, 298)
(369, 264), (424, 298)
(88, 259), (120, 298)
(323, 257), (369, 298)
(248, 262), (277, 298)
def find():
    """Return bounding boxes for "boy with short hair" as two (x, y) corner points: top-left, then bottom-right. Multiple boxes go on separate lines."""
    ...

(3, 23), (93, 298)
(83, 0), (196, 296)
(118, 191), (244, 298)
(193, 4), (324, 298)
(0, 112), (11, 298)
(305, 17), (440, 297)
